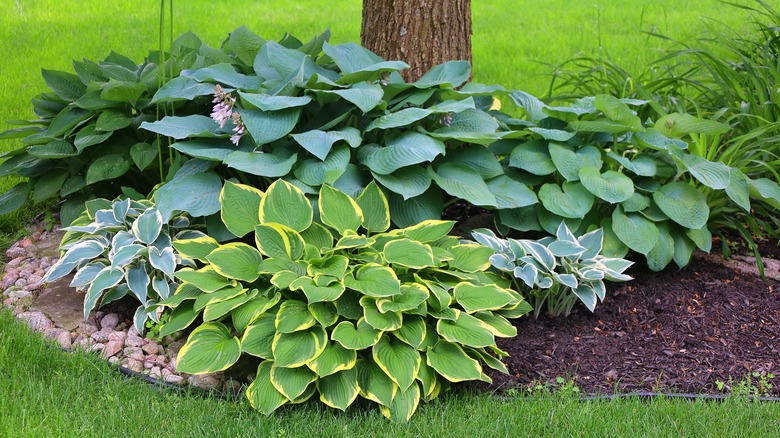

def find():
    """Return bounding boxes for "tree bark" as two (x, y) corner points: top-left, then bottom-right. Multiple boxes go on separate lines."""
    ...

(361, 0), (472, 82)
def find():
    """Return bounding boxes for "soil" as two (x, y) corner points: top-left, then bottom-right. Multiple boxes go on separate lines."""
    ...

(487, 252), (780, 396)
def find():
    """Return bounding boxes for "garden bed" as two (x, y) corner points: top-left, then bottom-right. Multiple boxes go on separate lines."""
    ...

(3, 222), (778, 398)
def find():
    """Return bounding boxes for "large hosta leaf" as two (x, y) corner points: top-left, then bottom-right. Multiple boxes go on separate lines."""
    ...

(453, 282), (517, 313)
(682, 155), (730, 190)
(344, 264), (400, 297)
(331, 318), (382, 350)
(205, 243), (263, 283)
(611, 207), (659, 255)
(307, 342), (357, 377)
(578, 167), (634, 203)
(246, 361), (288, 415)
(372, 335), (421, 391)
(258, 179), (313, 232)
(381, 382), (421, 422)
(355, 181), (391, 233)
(154, 172), (222, 221)
(436, 310), (495, 348)
(270, 363), (317, 401)
(426, 340), (485, 382)
(140, 115), (221, 139)
(291, 127), (361, 161)
(357, 359), (397, 407)
(428, 163), (496, 207)
(538, 181), (594, 219)
(548, 143), (603, 181)
(224, 150), (297, 178)
(373, 166), (432, 200)
(485, 175), (538, 209)
(272, 325), (328, 368)
(318, 367), (360, 411)
(241, 313), (277, 359)
(383, 238), (435, 269)
(176, 322), (241, 374)
(275, 300), (317, 333)
(652, 182), (709, 229)
(509, 140), (556, 175)
(318, 82), (384, 113)
(646, 222), (675, 271)
(240, 108), (302, 146)
(358, 132), (445, 175)
(220, 181), (263, 237)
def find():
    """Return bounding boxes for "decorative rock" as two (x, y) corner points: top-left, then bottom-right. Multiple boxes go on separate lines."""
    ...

(142, 342), (161, 356)
(10, 290), (32, 299)
(167, 340), (186, 356)
(149, 366), (162, 380)
(26, 274), (44, 290)
(164, 374), (185, 384)
(124, 346), (143, 356)
(108, 356), (119, 365)
(103, 341), (123, 358)
(12, 306), (25, 316)
(18, 311), (53, 332)
(89, 343), (105, 353)
(126, 335), (144, 347)
(108, 331), (127, 344)
(74, 338), (92, 351)
(6, 246), (26, 259)
(128, 326), (140, 337)
(189, 374), (222, 391)
(55, 331), (72, 350)
(90, 329), (112, 343)
(80, 323), (99, 336)
(6, 258), (22, 269)
(129, 352), (146, 362)
(14, 279), (27, 288)
(144, 361), (153, 369)
(100, 313), (120, 331)
(43, 327), (65, 341)
(223, 379), (242, 394)
(125, 359), (144, 373)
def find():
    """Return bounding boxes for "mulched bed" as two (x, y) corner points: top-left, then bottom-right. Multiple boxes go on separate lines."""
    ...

(488, 254), (780, 396)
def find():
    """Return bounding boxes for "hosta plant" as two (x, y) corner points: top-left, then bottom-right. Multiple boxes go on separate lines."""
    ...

(159, 179), (530, 421)
(42, 197), (193, 334)
(500, 92), (780, 270)
(472, 223), (633, 318)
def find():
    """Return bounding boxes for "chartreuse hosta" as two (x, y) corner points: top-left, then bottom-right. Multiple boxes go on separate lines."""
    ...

(42, 197), (192, 334)
(163, 179), (530, 421)
(472, 223), (633, 318)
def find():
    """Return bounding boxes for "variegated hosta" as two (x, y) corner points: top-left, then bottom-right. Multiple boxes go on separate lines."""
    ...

(43, 197), (193, 334)
(472, 222), (633, 318)
(165, 179), (531, 421)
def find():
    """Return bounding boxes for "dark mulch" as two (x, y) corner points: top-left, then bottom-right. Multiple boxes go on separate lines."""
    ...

(487, 254), (780, 396)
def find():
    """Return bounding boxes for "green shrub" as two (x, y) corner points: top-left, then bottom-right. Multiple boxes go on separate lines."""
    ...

(472, 223), (633, 318)
(42, 197), (192, 333)
(161, 179), (530, 420)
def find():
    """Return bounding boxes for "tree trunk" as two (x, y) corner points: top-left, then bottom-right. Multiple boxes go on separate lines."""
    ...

(361, 0), (472, 82)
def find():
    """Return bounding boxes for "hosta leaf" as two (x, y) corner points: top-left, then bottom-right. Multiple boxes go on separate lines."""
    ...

(174, 266), (232, 292)
(241, 108), (301, 146)
(193, 285), (245, 312)
(319, 185), (363, 235)
(254, 223), (305, 260)
(203, 292), (251, 321)
(646, 222), (675, 272)
(473, 311), (517, 337)
(238, 92), (311, 111)
(172, 235), (219, 261)
(392, 314), (427, 349)
(289, 277), (346, 303)
(150, 76), (215, 104)
(372, 166), (431, 200)
(308, 302), (339, 328)
(441, 144), (503, 179)
(27, 140), (77, 159)
(140, 115), (221, 139)
(241, 313), (277, 359)
(154, 173), (222, 221)
(331, 319), (382, 350)
(437, 310), (495, 348)
(381, 382), (421, 422)
(415, 60), (471, 88)
(224, 150), (297, 178)
(130, 142), (157, 171)
(361, 297), (403, 331)
(272, 325), (328, 368)
(258, 179), (313, 232)
(652, 182), (709, 230)
(307, 342), (357, 377)
(32, 168), (68, 203)
(655, 113), (729, 138)
(170, 139), (236, 162)
(148, 247), (175, 278)
(429, 109), (501, 144)
(318, 368), (360, 411)
(747, 178), (780, 210)
(548, 143), (603, 181)
(509, 140), (556, 175)
(86, 154), (130, 185)
(538, 182), (594, 219)
(176, 322), (241, 374)
(220, 181), (263, 237)
(275, 300), (316, 333)
(294, 144), (351, 187)
(578, 167), (634, 203)
(402, 220), (455, 243)
(318, 82), (384, 113)
(356, 181), (391, 233)
(428, 163), (496, 207)
(270, 364), (318, 401)
(376, 284), (429, 313)
(357, 359), (397, 407)
(384, 238), (435, 269)
(387, 188), (443, 228)
(485, 175), (538, 209)
(372, 335), (421, 391)
(358, 132), (445, 175)
(611, 207), (659, 255)
(426, 340), (485, 382)
(192, 63), (262, 90)
(682, 155), (730, 190)
(301, 222), (334, 252)
(158, 301), (199, 338)
(132, 208), (163, 244)
(291, 127), (361, 161)
(42, 69), (86, 101)
(672, 231), (696, 269)
(726, 168), (751, 212)
(448, 244), (494, 273)
(594, 94), (643, 131)
(205, 243), (263, 282)
(344, 264), (400, 297)
(367, 107), (431, 131)
(453, 282), (518, 313)
(74, 124), (112, 151)
(246, 361), (288, 415)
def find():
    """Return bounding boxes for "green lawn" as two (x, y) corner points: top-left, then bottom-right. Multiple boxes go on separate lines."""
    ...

(2, 310), (779, 436)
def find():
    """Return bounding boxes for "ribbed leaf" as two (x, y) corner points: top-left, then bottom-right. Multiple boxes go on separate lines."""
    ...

(220, 181), (263, 237)
(272, 325), (328, 368)
(453, 283), (517, 313)
(652, 182), (709, 229)
(372, 335), (421, 391)
(176, 322), (241, 373)
(358, 132), (445, 175)
(611, 207), (659, 255)
(318, 368), (360, 411)
(548, 143), (603, 181)
(426, 340), (485, 382)
(428, 163), (496, 207)
(245, 361), (288, 415)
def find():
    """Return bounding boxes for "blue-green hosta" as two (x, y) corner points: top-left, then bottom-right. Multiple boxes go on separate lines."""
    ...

(500, 93), (780, 270)
(161, 179), (530, 421)
(42, 198), (193, 334)
(472, 223), (633, 318)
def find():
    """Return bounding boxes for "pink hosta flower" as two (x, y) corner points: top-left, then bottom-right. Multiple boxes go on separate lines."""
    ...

(212, 85), (246, 145)
(211, 101), (233, 128)
(229, 112), (246, 145)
